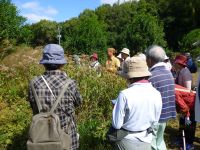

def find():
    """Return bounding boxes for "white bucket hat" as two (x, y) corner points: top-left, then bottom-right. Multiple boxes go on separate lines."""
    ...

(123, 57), (151, 79)
(121, 48), (130, 56)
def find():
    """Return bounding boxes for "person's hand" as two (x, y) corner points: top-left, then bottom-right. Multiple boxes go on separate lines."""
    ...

(185, 117), (191, 126)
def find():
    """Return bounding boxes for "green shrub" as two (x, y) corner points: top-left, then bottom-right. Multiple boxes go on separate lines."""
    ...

(0, 60), (126, 150)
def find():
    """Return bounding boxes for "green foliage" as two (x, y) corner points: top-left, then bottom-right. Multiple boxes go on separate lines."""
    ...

(70, 10), (108, 60)
(125, 13), (166, 54)
(180, 28), (200, 57)
(0, 50), (126, 149)
(17, 25), (34, 45)
(31, 20), (58, 46)
(156, 0), (200, 49)
(0, 0), (26, 42)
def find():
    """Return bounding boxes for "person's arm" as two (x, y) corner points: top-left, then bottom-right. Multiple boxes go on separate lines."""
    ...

(70, 80), (82, 107)
(175, 90), (190, 117)
(154, 93), (162, 123)
(183, 69), (192, 90)
(112, 92), (126, 129)
(28, 82), (39, 115)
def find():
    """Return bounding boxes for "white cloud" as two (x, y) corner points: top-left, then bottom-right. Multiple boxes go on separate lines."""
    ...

(22, 1), (39, 9)
(24, 13), (53, 22)
(45, 6), (58, 15)
(100, 0), (137, 5)
(20, 1), (58, 23)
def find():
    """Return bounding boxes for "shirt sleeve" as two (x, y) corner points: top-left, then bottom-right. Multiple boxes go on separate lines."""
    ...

(154, 92), (162, 124)
(69, 80), (82, 107)
(28, 81), (39, 115)
(115, 58), (121, 68)
(112, 92), (126, 129)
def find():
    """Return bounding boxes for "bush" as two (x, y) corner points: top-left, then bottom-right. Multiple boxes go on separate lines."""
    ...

(0, 55), (126, 149)
(180, 28), (200, 57)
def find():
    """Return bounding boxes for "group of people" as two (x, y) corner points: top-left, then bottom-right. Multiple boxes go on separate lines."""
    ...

(28, 43), (200, 150)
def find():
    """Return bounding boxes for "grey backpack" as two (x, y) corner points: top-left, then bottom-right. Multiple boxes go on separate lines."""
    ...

(27, 76), (72, 150)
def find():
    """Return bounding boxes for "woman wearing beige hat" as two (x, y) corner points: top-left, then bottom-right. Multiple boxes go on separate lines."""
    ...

(111, 57), (162, 150)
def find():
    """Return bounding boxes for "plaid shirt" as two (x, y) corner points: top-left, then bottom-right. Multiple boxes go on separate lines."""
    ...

(28, 70), (82, 150)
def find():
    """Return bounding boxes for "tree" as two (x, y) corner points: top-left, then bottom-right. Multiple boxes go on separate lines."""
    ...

(155, 0), (200, 50)
(70, 10), (108, 61)
(18, 25), (34, 45)
(180, 29), (200, 57)
(60, 18), (79, 52)
(0, 0), (26, 43)
(125, 13), (166, 54)
(31, 20), (58, 46)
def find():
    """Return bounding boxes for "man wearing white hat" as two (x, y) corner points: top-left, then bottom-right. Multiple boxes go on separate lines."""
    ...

(117, 48), (131, 75)
(121, 48), (130, 61)
(112, 57), (162, 150)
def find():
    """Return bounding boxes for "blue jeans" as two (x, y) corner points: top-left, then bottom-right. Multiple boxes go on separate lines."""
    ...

(151, 123), (167, 150)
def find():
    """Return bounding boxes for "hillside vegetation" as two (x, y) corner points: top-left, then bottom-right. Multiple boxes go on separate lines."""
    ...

(0, 46), (200, 150)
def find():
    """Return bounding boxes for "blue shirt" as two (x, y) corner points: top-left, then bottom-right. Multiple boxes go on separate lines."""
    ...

(149, 63), (176, 122)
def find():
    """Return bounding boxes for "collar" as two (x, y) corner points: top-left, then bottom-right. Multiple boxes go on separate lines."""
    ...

(44, 70), (67, 76)
(150, 62), (166, 71)
(108, 56), (115, 61)
(128, 80), (150, 88)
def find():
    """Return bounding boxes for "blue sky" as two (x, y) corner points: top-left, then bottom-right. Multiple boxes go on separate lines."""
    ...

(12, 0), (130, 23)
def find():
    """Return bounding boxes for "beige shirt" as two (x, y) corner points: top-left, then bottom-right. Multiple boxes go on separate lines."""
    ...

(177, 67), (192, 90)
(106, 56), (120, 73)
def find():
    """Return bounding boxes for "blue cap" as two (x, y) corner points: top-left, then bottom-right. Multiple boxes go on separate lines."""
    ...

(40, 44), (67, 64)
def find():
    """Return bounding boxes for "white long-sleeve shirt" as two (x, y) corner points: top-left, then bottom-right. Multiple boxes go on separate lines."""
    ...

(112, 82), (162, 143)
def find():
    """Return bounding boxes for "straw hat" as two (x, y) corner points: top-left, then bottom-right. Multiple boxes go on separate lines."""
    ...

(123, 57), (151, 79)
(40, 44), (67, 64)
(121, 48), (130, 56)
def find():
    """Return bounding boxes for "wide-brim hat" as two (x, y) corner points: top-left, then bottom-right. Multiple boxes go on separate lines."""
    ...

(174, 54), (187, 66)
(40, 44), (67, 64)
(121, 48), (130, 56)
(123, 57), (151, 79)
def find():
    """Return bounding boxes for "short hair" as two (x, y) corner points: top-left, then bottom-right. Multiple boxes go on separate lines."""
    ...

(44, 64), (63, 70)
(146, 45), (166, 63)
(107, 48), (116, 54)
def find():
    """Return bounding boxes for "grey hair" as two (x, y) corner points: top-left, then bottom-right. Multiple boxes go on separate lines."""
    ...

(146, 45), (166, 63)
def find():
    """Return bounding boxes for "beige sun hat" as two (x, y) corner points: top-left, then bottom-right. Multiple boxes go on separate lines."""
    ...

(123, 56), (151, 79)
(121, 48), (130, 56)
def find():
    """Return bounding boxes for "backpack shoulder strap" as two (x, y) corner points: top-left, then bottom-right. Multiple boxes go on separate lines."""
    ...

(50, 79), (73, 113)
(30, 80), (42, 113)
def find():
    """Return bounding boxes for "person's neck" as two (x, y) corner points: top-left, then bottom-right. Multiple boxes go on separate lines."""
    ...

(108, 55), (113, 60)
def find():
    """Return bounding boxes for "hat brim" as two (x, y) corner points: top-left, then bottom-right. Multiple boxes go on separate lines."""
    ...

(39, 59), (67, 64)
(122, 71), (152, 79)
(174, 60), (186, 66)
(121, 52), (130, 55)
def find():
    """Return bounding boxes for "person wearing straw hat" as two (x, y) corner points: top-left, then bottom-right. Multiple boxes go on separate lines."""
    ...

(28, 44), (82, 150)
(146, 45), (176, 150)
(112, 57), (162, 150)
(174, 54), (192, 90)
(106, 48), (120, 73)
